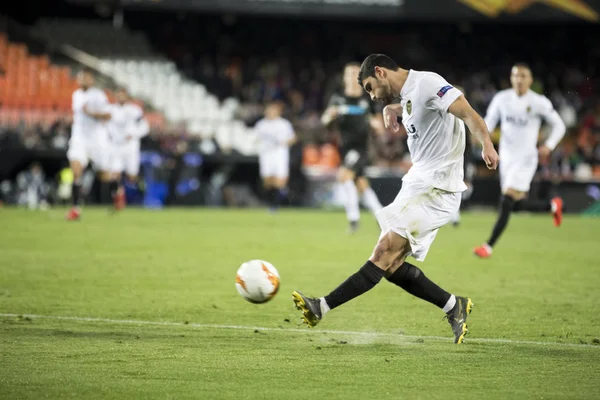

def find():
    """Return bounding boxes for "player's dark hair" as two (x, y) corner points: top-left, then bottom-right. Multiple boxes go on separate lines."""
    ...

(80, 66), (95, 75)
(358, 54), (399, 86)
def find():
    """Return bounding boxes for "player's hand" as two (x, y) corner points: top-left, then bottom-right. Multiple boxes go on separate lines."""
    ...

(481, 144), (499, 170)
(538, 145), (551, 159)
(383, 105), (401, 133)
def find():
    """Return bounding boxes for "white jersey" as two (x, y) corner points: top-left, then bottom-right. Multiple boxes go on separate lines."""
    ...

(71, 87), (109, 138)
(485, 89), (566, 162)
(399, 70), (466, 193)
(254, 117), (295, 153)
(107, 102), (148, 146)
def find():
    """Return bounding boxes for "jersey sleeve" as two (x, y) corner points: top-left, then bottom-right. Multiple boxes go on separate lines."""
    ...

(424, 74), (463, 113)
(95, 90), (110, 113)
(283, 120), (295, 142)
(538, 96), (566, 151)
(253, 120), (265, 137)
(484, 93), (502, 132)
(72, 91), (81, 113)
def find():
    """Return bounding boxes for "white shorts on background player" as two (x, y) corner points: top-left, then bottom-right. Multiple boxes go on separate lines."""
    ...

(68, 86), (111, 170)
(109, 142), (141, 176)
(255, 117), (295, 179)
(499, 155), (537, 192)
(67, 127), (110, 170)
(259, 149), (289, 179)
(107, 102), (147, 176)
(485, 89), (566, 193)
(375, 70), (467, 261)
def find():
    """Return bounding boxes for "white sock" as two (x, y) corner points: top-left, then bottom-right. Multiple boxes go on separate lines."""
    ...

(319, 297), (330, 316)
(342, 180), (360, 222)
(442, 294), (456, 313)
(361, 187), (383, 214)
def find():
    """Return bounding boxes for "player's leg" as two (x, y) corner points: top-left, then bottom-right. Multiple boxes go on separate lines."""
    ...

(338, 167), (360, 232)
(516, 196), (563, 227)
(293, 230), (410, 327)
(90, 131), (114, 206)
(356, 176), (383, 215)
(475, 160), (532, 257)
(121, 146), (142, 208)
(271, 149), (290, 210)
(293, 185), (472, 342)
(473, 187), (523, 258)
(258, 153), (275, 210)
(66, 137), (88, 220)
(107, 145), (126, 210)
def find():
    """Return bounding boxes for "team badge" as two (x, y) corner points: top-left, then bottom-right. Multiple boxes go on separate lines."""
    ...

(406, 100), (412, 115)
(526, 105), (531, 113)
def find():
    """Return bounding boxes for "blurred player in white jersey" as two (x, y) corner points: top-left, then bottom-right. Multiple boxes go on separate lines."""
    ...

(293, 54), (499, 344)
(474, 64), (566, 258)
(107, 87), (149, 210)
(254, 100), (296, 211)
(66, 68), (112, 221)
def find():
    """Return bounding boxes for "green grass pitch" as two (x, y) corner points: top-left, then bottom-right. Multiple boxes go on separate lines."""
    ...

(1, 207), (599, 399)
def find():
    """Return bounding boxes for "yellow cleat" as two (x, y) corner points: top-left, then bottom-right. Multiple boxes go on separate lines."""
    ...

(292, 291), (322, 328)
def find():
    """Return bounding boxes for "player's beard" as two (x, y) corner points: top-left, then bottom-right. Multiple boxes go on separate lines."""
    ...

(380, 89), (396, 105)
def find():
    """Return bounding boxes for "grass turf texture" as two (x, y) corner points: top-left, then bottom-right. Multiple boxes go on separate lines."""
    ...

(1, 207), (599, 399)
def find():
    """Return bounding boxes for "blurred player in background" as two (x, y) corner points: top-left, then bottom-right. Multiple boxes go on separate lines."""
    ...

(293, 54), (499, 344)
(255, 100), (297, 211)
(473, 64), (566, 258)
(66, 68), (112, 221)
(107, 87), (149, 210)
(322, 62), (383, 233)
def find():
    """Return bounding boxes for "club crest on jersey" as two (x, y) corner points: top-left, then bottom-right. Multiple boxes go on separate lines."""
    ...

(526, 105), (531, 113)
(406, 100), (412, 115)
(437, 85), (453, 98)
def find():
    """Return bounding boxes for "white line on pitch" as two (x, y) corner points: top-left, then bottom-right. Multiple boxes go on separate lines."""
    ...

(1, 313), (598, 349)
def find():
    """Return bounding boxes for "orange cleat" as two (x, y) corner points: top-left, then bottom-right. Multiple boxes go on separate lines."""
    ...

(65, 207), (81, 221)
(551, 197), (563, 227)
(473, 243), (492, 259)
(114, 188), (126, 211)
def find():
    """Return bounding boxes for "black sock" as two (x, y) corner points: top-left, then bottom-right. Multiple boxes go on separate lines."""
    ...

(324, 261), (385, 310)
(386, 262), (451, 309)
(100, 182), (112, 205)
(109, 181), (119, 198)
(269, 188), (278, 207)
(274, 188), (284, 208)
(518, 199), (551, 213)
(487, 195), (515, 247)
(72, 182), (82, 206)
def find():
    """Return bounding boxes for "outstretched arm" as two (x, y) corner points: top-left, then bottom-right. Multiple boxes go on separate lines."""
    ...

(448, 95), (499, 170)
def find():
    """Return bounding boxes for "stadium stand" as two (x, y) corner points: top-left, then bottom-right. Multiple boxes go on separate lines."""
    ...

(35, 19), (257, 155)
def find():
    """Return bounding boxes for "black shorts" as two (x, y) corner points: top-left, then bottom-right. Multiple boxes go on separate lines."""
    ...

(341, 148), (368, 178)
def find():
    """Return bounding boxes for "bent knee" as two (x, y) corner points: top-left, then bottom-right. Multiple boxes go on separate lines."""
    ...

(370, 232), (409, 270)
(504, 188), (526, 201)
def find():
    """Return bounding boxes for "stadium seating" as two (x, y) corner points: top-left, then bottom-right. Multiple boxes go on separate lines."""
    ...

(0, 31), (166, 131)
(35, 19), (258, 155)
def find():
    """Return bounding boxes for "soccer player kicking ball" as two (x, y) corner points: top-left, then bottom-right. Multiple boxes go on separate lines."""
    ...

(293, 54), (499, 344)
(473, 64), (566, 259)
